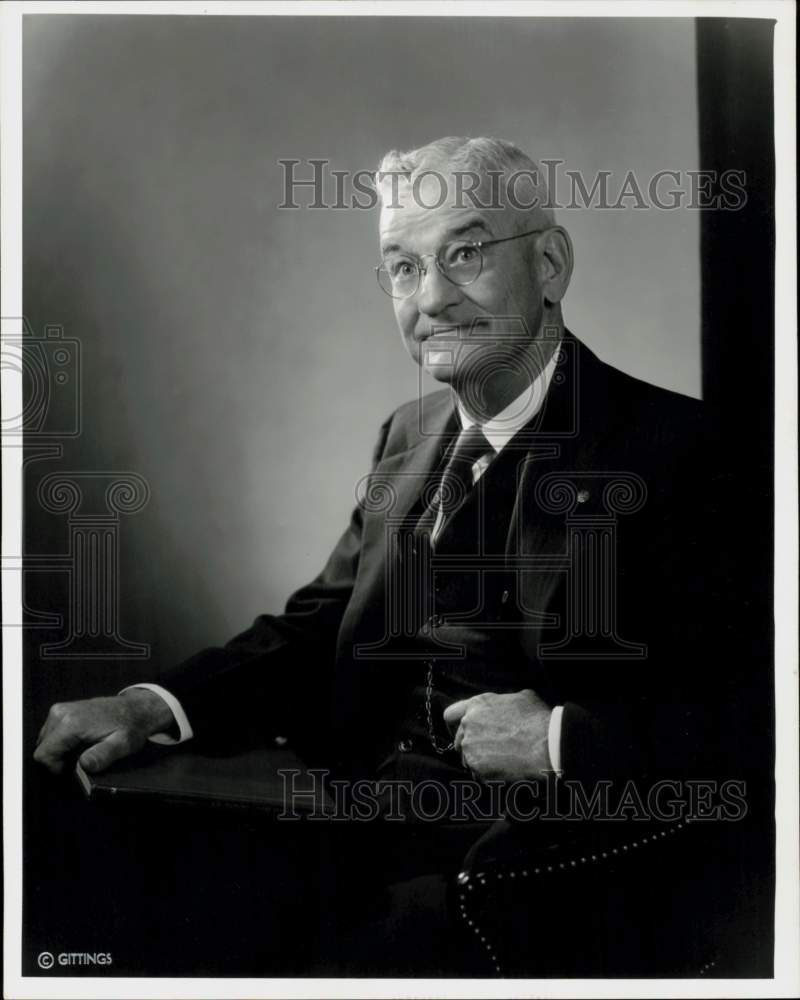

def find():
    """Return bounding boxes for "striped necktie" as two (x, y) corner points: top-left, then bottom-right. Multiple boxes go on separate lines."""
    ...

(416, 425), (494, 544)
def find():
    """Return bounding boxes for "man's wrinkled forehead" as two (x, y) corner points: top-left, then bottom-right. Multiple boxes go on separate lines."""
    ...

(379, 204), (497, 256)
(378, 172), (506, 253)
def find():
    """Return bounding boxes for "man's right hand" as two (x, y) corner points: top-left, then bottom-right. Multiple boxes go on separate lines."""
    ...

(33, 689), (175, 775)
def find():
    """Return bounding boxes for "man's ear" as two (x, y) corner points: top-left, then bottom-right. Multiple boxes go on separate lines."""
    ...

(538, 227), (574, 305)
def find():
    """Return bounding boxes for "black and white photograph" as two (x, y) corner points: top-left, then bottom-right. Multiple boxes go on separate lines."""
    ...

(2, 2), (797, 997)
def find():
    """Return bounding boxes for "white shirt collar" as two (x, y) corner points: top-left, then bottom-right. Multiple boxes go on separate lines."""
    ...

(456, 344), (560, 453)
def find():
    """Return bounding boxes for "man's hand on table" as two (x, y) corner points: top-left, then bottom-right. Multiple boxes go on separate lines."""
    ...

(443, 689), (553, 782)
(34, 689), (175, 775)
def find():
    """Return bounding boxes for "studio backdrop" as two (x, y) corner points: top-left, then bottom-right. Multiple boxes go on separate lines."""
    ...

(22, 16), (703, 713)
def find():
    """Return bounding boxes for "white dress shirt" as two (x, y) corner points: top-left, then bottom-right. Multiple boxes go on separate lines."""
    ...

(125, 344), (565, 774)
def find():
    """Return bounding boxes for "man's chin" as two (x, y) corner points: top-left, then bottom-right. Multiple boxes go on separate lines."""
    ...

(423, 362), (456, 385)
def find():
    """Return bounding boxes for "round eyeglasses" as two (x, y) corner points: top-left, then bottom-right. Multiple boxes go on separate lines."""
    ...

(375, 226), (548, 299)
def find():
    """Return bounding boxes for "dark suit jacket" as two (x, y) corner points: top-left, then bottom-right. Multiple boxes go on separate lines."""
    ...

(163, 332), (770, 973)
(166, 332), (749, 780)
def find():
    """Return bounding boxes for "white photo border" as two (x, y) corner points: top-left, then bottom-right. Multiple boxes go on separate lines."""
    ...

(2, 2), (797, 998)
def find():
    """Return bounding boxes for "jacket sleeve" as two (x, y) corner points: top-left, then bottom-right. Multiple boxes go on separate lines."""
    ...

(158, 414), (393, 751)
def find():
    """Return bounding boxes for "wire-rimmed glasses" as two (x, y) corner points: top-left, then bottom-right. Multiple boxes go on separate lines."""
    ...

(375, 226), (548, 299)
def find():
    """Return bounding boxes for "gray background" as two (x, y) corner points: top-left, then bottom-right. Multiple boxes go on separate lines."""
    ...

(23, 15), (700, 681)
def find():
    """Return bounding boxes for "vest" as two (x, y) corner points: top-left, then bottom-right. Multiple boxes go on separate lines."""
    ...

(373, 440), (534, 784)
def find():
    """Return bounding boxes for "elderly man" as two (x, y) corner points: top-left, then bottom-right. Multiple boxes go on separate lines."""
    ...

(35, 137), (752, 976)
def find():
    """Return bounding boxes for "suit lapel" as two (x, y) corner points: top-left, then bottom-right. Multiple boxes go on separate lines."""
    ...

(369, 390), (458, 528)
(506, 331), (629, 548)
(505, 333), (627, 613)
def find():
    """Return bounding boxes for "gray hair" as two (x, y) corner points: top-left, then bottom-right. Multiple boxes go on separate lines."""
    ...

(375, 135), (556, 227)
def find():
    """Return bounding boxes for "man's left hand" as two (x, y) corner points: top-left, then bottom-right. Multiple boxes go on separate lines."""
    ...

(443, 689), (552, 782)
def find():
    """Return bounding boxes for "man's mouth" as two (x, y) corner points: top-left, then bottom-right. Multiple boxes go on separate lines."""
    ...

(419, 325), (461, 342)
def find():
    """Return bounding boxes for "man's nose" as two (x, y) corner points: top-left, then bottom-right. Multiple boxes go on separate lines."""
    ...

(415, 261), (462, 317)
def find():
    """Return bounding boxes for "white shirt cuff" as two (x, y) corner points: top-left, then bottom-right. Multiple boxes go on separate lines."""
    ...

(547, 704), (564, 776)
(119, 683), (194, 745)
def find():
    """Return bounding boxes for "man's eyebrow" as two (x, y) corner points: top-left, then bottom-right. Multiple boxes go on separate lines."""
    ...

(449, 218), (493, 239)
(380, 218), (493, 256)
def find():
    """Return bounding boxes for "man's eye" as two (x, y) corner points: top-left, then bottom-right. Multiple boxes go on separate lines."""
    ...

(450, 245), (479, 265)
(389, 259), (416, 279)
